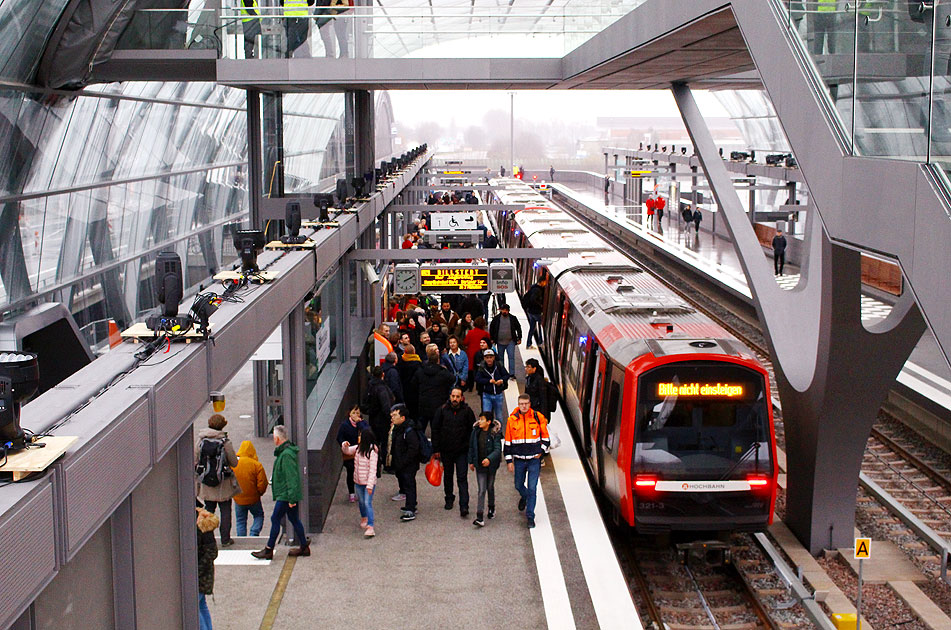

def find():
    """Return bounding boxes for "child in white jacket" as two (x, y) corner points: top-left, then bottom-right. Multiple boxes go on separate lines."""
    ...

(342, 427), (379, 537)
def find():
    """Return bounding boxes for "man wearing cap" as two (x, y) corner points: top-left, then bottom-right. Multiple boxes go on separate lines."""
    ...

(475, 349), (510, 432)
(195, 413), (239, 546)
(489, 303), (522, 376)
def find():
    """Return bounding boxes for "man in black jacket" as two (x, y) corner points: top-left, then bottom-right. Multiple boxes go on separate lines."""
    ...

(524, 359), (549, 415)
(381, 352), (403, 403)
(411, 348), (455, 433)
(475, 349), (510, 432)
(489, 303), (522, 375)
(364, 366), (395, 452)
(386, 404), (421, 521)
(431, 388), (476, 516)
(772, 229), (787, 276)
(522, 280), (545, 349)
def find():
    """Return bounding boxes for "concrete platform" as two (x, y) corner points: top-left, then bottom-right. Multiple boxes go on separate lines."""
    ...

(837, 540), (925, 584)
(204, 344), (640, 630)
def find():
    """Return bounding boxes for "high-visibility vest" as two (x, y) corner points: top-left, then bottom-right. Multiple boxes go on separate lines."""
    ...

(283, 0), (308, 17)
(240, 0), (259, 22)
(816, 0), (836, 12)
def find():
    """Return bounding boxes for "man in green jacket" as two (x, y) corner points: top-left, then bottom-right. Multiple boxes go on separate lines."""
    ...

(252, 425), (309, 559)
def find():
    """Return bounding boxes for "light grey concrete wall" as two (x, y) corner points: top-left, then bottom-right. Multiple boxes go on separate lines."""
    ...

(33, 521), (115, 630)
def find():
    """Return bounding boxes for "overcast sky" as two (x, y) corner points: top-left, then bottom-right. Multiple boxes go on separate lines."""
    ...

(388, 89), (730, 128)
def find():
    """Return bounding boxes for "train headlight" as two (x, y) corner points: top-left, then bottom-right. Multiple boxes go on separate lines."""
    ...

(634, 475), (658, 493)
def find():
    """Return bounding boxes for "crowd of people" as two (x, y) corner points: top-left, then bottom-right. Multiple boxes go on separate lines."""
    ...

(191, 284), (554, 628)
(355, 289), (557, 531)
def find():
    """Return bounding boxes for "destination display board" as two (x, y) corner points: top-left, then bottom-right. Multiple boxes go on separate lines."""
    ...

(419, 265), (488, 293)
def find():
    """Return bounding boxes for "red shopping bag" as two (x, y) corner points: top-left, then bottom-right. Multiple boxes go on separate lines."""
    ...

(425, 456), (443, 487)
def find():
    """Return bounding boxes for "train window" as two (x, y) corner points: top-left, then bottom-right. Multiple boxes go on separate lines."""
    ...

(632, 362), (772, 479)
(603, 380), (621, 453)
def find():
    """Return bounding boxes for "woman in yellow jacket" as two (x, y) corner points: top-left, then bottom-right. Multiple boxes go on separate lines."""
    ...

(233, 441), (269, 536)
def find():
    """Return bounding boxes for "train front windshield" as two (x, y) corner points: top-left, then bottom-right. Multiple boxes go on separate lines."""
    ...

(634, 363), (772, 480)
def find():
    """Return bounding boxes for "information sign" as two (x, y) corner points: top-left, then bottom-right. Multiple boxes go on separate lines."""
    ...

(854, 538), (871, 559)
(489, 263), (516, 293)
(419, 265), (488, 293)
(429, 213), (478, 231)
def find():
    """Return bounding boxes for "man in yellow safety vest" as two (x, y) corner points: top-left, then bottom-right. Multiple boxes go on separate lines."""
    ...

(240, 0), (261, 59)
(283, 0), (310, 58)
(808, 0), (838, 55)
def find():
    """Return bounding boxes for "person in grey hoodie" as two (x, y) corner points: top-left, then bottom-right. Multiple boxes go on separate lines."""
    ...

(195, 414), (239, 546)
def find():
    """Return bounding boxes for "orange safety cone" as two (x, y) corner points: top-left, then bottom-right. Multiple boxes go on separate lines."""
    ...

(108, 320), (121, 348)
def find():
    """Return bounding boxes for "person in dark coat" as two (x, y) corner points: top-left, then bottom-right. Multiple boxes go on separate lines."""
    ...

(772, 229), (787, 276)
(468, 411), (503, 526)
(396, 345), (423, 419)
(428, 321), (448, 353)
(411, 349), (455, 433)
(197, 508), (219, 630)
(459, 294), (485, 320)
(475, 349), (510, 432)
(385, 404), (421, 520)
(431, 388), (476, 516)
(489, 303), (522, 375)
(381, 353), (404, 403)
(692, 208), (702, 234)
(364, 366), (395, 453)
(524, 358), (549, 416)
(522, 280), (545, 349)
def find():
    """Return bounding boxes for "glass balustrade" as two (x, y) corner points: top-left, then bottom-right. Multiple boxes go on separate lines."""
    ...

(778, 0), (951, 172)
(117, 3), (644, 60)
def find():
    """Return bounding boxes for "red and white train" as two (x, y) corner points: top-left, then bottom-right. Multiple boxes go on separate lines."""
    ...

(492, 179), (778, 534)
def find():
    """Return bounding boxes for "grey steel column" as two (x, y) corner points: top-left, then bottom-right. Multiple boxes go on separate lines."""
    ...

(353, 91), (375, 179)
(282, 306), (309, 536)
(110, 497), (136, 629)
(177, 427), (199, 630)
(672, 81), (925, 555)
(748, 176), (756, 224)
(247, 89), (264, 227)
(262, 92), (284, 201)
(253, 360), (269, 437)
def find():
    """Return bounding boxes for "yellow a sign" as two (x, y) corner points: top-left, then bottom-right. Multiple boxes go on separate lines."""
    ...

(854, 538), (871, 559)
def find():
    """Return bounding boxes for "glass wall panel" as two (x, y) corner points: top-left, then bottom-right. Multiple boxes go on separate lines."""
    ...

(931, 4), (951, 170)
(305, 269), (342, 428)
(0, 1), (70, 82)
(852, 3), (933, 160)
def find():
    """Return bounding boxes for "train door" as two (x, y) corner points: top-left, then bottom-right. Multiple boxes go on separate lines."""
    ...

(587, 351), (608, 478)
(597, 370), (623, 502)
(551, 293), (567, 384)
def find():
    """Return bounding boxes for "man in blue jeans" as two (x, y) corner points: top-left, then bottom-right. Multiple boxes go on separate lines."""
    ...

(489, 303), (521, 375)
(474, 349), (509, 431)
(504, 394), (550, 528)
(252, 425), (309, 559)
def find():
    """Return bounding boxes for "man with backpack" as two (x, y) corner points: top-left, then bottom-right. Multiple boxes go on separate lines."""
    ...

(505, 394), (551, 529)
(195, 414), (239, 546)
(385, 404), (424, 522)
(524, 359), (557, 418)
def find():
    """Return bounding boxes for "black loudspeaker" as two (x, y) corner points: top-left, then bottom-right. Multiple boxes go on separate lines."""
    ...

(0, 352), (39, 452)
(282, 201), (307, 245)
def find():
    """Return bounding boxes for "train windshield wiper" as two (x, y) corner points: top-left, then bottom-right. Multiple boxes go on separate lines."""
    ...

(718, 441), (760, 481)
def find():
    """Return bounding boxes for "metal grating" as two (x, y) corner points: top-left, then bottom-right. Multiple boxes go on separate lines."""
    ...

(0, 483), (56, 630)
(590, 293), (693, 315)
(64, 399), (151, 558)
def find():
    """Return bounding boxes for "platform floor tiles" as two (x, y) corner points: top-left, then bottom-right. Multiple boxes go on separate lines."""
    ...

(212, 458), (568, 629)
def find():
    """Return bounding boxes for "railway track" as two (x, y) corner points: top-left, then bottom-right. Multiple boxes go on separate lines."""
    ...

(619, 534), (813, 630)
